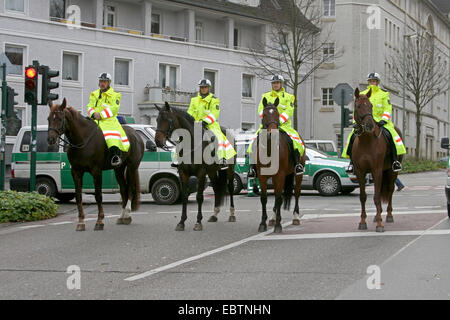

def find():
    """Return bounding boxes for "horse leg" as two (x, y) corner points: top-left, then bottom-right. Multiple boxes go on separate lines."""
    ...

(357, 171), (368, 230)
(92, 170), (105, 231)
(273, 179), (284, 234)
(372, 169), (384, 232)
(269, 207), (276, 227)
(227, 166), (236, 222)
(72, 169), (85, 231)
(292, 175), (302, 225)
(207, 174), (220, 222)
(258, 177), (268, 232)
(193, 173), (206, 231)
(386, 172), (396, 223)
(175, 172), (190, 231)
(115, 166), (132, 225)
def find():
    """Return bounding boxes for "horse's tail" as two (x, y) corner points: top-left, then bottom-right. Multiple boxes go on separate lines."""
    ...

(128, 166), (141, 211)
(283, 173), (295, 210)
(214, 168), (228, 207)
(380, 170), (394, 204)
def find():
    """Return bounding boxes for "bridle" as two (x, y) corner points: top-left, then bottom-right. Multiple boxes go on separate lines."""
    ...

(353, 101), (382, 138)
(155, 114), (176, 150)
(262, 105), (279, 130)
(48, 109), (97, 149)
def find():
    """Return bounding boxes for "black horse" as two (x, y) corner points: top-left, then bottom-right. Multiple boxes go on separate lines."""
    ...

(154, 102), (236, 231)
(47, 98), (144, 231)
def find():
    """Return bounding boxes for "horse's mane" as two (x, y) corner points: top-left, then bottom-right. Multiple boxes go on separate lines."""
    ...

(170, 106), (195, 123)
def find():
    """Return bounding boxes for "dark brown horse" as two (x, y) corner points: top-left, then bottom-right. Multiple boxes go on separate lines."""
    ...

(154, 102), (236, 231)
(352, 88), (403, 232)
(254, 98), (306, 233)
(47, 98), (144, 231)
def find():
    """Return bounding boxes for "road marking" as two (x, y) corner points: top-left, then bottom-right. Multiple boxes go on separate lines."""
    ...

(255, 229), (450, 241)
(414, 206), (442, 209)
(49, 222), (73, 226)
(124, 221), (293, 282)
(300, 210), (446, 220)
(18, 225), (45, 229)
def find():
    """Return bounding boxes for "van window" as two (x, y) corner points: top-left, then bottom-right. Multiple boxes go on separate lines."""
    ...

(21, 131), (59, 153)
(305, 142), (316, 149)
(318, 143), (335, 152)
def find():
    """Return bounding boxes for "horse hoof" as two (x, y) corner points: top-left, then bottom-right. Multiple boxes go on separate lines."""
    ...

(358, 223), (367, 230)
(193, 223), (203, 231)
(386, 216), (394, 223)
(76, 224), (85, 232)
(258, 224), (267, 232)
(175, 224), (185, 231)
(268, 219), (276, 227)
(228, 216), (236, 222)
(376, 226), (385, 233)
(274, 225), (283, 234)
(208, 216), (218, 223)
(94, 223), (104, 231)
(292, 219), (300, 226)
(122, 217), (132, 225)
(116, 218), (124, 225)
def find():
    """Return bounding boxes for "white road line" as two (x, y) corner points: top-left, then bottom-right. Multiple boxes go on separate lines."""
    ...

(49, 222), (73, 226)
(124, 221), (293, 282)
(254, 229), (450, 241)
(18, 225), (45, 229)
(299, 210), (446, 220)
(414, 206), (442, 209)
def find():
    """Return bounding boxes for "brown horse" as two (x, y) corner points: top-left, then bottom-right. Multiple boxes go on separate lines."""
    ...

(47, 98), (144, 231)
(154, 102), (236, 231)
(352, 88), (403, 232)
(255, 98), (306, 233)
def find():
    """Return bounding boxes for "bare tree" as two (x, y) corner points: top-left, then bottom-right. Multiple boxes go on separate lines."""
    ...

(386, 26), (449, 159)
(243, 0), (339, 129)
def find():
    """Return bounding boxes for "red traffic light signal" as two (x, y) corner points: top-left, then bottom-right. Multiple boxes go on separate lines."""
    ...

(24, 65), (39, 104)
(25, 67), (37, 79)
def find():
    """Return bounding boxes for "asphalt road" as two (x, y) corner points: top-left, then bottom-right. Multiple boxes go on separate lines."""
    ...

(0, 170), (449, 300)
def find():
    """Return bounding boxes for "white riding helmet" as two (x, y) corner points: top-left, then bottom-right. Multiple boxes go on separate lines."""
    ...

(271, 74), (285, 83)
(367, 72), (381, 82)
(99, 73), (112, 81)
(198, 79), (212, 87)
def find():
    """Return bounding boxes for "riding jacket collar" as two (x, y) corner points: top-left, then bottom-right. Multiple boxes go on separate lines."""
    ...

(271, 87), (286, 97)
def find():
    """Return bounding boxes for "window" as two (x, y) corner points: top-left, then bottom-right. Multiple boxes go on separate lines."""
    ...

(21, 131), (59, 153)
(322, 88), (333, 106)
(151, 14), (160, 34)
(104, 5), (116, 27)
(204, 70), (217, 94)
(323, 43), (335, 62)
(323, 0), (335, 17)
(241, 123), (255, 132)
(159, 64), (178, 90)
(234, 28), (240, 49)
(62, 52), (80, 81)
(114, 59), (130, 86)
(5, 0), (24, 12)
(50, 0), (65, 19)
(5, 45), (24, 75)
(242, 74), (254, 98)
(195, 21), (203, 42)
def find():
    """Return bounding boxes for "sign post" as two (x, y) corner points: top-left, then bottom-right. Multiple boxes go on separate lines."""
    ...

(0, 63), (6, 191)
(332, 83), (354, 155)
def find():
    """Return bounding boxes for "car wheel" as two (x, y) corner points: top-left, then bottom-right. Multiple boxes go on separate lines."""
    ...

(55, 193), (76, 203)
(36, 177), (57, 198)
(341, 187), (356, 195)
(233, 174), (243, 195)
(316, 172), (341, 196)
(151, 178), (180, 205)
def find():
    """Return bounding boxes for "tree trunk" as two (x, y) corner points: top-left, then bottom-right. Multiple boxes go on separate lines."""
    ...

(415, 109), (421, 159)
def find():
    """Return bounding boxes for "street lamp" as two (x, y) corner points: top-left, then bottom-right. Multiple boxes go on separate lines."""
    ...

(402, 33), (417, 145)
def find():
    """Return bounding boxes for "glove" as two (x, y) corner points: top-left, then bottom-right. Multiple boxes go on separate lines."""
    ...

(377, 120), (387, 127)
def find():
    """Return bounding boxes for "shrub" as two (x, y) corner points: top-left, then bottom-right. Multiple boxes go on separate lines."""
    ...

(0, 191), (58, 223)
(401, 159), (447, 174)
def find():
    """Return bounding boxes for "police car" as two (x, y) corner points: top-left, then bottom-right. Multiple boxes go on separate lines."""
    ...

(9, 124), (198, 205)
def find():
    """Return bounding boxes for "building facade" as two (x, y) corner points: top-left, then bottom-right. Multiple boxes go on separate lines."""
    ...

(313, 0), (449, 160)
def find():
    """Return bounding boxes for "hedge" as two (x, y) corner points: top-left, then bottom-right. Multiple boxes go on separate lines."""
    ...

(400, 159), (447, 174)
(0, 191), (58, 223)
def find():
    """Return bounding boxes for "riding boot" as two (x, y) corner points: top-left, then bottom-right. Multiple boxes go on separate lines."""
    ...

(110, 146), (123, 167)
(219, 158), (228, 170)
(293, 149), (304, 176)
(345, 134), (356, 174)
(390, 138), (402, 172)
(248, 164), (257, 177)
(346, 159), (354, 175)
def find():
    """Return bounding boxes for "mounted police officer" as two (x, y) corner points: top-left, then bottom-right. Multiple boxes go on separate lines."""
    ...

(187, 79), (236, 167)
(248, 75), (305, 177)
(342, 72), (406, 173)
(87, 73), (129, 167)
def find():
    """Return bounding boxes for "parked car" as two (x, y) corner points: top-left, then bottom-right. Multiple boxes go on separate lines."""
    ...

(9, 124), (198, 205)
(440, 137), (450, 218)
(304, 140), (338, 156)
(233, 142), (371, 196)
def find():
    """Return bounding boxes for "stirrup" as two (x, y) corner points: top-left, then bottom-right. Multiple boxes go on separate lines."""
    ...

(295, 164), (304, 176)
(346, 164), (354, 174)
(171, 162), (179, 168)
(111, 155), (122, 167)
(392, 161), (402, 172)
(248, 166), (257, 177)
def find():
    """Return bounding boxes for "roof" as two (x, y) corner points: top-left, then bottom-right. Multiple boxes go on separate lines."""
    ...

(430, 0), (450, 14)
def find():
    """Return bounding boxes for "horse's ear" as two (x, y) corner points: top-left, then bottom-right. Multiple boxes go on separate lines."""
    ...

(366, 88), (372, 98)
(61, 98), (67, 109)
(262, 97), (268, 108)
(164, 101), (171, 111)
(155, 104), (161, 112)
(354, 88), (360, 99)
(274, 97), (280, 107)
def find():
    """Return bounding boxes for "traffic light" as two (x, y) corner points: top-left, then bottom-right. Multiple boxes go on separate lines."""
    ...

(24, 65), (38, 105)
(40, 65), (59, 104)
(6, 86), (18, 118)
(343, 108), (354, 128)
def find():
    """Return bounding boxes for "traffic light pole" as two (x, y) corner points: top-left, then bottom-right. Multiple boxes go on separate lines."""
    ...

(29, 60), (39, 192)
(0, 63), (6, 190)
(340, 89), (345, 156)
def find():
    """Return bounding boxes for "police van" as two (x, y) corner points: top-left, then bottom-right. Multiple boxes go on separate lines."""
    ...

(9, 124), (198, 205)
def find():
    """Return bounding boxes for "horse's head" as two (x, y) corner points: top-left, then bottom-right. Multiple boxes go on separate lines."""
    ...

(47, 98), (68, 146)
(155, 101), (176, 148)
(354, 88), (374, 133)
(262, 97), (280, 133)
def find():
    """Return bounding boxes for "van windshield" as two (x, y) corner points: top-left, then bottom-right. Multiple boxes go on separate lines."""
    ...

(21, 131), (59, 153)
